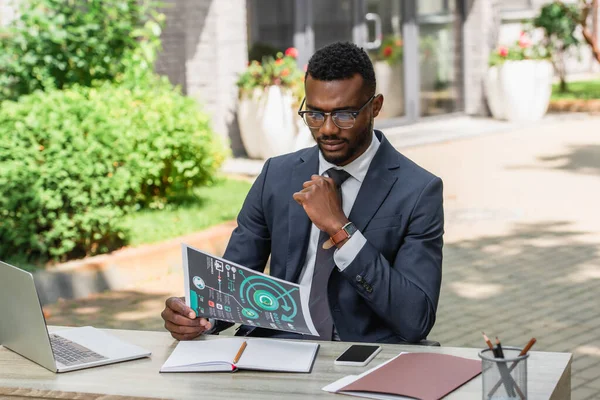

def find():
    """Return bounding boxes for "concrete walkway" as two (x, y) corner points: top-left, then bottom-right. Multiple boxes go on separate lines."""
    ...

(404, 116), (600, 400)
(45, 115), (600, 399)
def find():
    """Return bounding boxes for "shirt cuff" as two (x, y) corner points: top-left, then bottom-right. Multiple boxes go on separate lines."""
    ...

(334, 231), (367, 271)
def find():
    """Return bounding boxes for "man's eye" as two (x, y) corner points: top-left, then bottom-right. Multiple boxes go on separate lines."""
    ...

(334, 112), (354, 122)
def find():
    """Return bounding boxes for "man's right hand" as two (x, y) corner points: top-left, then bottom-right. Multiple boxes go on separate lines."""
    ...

(161, 297), (212, 341)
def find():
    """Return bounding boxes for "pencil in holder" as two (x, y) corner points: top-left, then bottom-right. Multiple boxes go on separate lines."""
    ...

(479, 346), (528, 400)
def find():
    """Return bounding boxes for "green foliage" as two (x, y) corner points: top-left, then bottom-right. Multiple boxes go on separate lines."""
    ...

(237, 48), (304, 107)
(534, 1), (581, 50)
(0, 0), (164, 102)
(370, 35), (439, 65)
(489, 29), (550, 66)
(372, 35), (404, 65)
(0, 81), (227, 263)
(551, 79), (600, 100)
(533, 1), (582, 92)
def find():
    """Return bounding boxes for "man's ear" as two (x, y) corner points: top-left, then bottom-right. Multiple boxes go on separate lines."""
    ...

(372, 94), (384, 118)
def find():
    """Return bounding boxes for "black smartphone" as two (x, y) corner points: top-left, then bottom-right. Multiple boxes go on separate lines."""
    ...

(334, 344), (382, 366)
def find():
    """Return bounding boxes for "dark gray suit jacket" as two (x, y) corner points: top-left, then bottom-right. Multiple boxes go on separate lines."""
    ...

(218, 130), (443, 343)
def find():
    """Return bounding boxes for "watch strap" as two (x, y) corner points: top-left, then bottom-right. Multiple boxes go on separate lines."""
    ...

(322, 222), (355, 250)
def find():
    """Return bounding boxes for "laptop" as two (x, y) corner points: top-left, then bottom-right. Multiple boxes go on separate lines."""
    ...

(0, 260), (151, 373)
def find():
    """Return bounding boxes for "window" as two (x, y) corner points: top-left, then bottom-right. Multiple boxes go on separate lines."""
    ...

(247, 0), (295, 56)
(499, 0), (533, 11)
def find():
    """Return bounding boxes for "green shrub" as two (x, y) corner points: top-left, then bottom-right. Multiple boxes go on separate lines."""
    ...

(534, 2), (581, 92)
(0, 0), (164, 102)
(0, 80), (227, 263)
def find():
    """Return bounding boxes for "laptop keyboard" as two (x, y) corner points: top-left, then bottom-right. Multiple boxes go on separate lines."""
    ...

(49, 334), (108, 366)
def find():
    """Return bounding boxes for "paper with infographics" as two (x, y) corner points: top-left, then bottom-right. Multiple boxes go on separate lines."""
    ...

(182, 244), (319, 336)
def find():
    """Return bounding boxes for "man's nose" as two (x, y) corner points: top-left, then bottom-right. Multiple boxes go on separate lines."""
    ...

(319, 114), (340, 136)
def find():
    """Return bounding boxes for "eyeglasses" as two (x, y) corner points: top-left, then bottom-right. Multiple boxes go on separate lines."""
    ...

(297, 95), (376, 129)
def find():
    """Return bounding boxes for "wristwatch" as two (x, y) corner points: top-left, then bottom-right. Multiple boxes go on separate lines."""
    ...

(322, 222), (358, 250)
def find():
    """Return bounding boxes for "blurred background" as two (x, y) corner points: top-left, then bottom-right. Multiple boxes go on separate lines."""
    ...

(0, 0), (599, 398)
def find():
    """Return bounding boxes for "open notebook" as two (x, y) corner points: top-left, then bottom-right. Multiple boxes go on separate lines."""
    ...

(160, 337), (319, 373)
(323, 352), (481, 400)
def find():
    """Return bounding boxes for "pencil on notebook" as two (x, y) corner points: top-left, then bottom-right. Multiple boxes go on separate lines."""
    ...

(232, 341), (247, 364)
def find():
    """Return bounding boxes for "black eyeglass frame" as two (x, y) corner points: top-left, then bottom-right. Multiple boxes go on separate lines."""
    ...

(297, 94), (377, 129)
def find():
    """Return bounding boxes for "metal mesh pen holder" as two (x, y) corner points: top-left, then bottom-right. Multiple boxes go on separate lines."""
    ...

(479, 347), (529, 400)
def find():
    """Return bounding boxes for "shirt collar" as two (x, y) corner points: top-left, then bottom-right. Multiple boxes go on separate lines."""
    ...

(318, 132), (381, 183)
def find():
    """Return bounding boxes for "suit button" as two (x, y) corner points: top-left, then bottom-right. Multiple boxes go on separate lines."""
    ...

(355, 275), (363, 283)
(366, 286), (373, 293)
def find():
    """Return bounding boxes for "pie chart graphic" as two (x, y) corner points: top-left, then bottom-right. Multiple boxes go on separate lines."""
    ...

(239, 276), (298, 322)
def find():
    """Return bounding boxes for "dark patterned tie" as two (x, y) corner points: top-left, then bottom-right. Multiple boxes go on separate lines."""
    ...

(308, 168), (351, 340)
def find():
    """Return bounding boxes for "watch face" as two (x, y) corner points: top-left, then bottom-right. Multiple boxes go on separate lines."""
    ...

(344, 223), (358, 236)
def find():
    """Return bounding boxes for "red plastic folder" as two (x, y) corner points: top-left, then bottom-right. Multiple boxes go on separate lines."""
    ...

(337, 353), (481, 400)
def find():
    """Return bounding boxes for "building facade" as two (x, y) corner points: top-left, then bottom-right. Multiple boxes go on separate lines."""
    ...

(1, 0), (598, 156)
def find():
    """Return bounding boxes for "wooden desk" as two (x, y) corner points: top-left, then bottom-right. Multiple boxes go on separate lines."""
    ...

(0, 328), (571, 399)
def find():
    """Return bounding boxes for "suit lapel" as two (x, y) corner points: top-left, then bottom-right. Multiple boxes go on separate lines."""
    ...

(285, 148), (319, 282)
(349, 133), (400, 231)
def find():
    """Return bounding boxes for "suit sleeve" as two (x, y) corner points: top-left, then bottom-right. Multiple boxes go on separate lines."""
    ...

(210, 159), (272, 334)
(222, 159), (272, 272)
(339, 176), (444, 343)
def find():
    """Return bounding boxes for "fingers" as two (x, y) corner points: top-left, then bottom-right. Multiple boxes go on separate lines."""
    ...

(164, 318), (211, 337)
(165, 318), (212, 341)
(164, 320), (205, 335)
(162, 307), (202, 327)
(292, 191), (302, 204)
(162, 296), (213, 341)
(166, 297), (195, 319)
(169, 329), (204, 341)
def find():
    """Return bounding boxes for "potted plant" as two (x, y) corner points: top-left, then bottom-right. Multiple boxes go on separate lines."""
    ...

(485, 30), (553, 121)
(236, 47), (311, 159)
(371, 35), (404, 118)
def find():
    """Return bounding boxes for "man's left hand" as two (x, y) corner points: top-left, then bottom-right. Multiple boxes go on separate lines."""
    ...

(293, 175), (349, 237)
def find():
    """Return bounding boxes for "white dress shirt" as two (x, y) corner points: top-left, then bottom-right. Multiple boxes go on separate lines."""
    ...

(297, 132), (381, 340)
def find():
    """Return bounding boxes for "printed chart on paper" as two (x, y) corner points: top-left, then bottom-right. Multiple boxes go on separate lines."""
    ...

(183, 244), (318, 336)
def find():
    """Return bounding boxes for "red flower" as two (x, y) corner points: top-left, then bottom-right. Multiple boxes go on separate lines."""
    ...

(383, 46), (393, 57)
(275, 59), (284, 65)
(498, 46), (508, 57)
(285, 47), (298, 58)
(281, 68), (290, 77)
(518, 36), (531, 49)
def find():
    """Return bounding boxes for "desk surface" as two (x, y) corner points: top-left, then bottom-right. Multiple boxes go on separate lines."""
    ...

(0, 327), (572, 400)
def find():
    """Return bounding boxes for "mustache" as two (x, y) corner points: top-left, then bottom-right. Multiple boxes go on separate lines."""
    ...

(317, 136), (348, 143)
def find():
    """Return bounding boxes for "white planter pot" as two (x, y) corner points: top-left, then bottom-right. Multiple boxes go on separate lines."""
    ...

(293, 118), (315, 151)
(237, 86), (300, 159)
(374, 61), (404, 119)
(237, 89), (264, 159)
(484, 60), (553, 122)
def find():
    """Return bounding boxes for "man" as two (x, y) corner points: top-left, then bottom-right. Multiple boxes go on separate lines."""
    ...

(161, 41), (443, 344)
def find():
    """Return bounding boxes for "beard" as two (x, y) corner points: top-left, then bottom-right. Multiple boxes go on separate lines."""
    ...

(317, 118), (373, 166)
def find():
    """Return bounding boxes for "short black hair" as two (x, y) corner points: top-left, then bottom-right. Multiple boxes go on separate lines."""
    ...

(306, 41), (376, 98)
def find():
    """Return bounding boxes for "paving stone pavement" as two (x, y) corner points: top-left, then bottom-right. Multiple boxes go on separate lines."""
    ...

(44, 115), (600, 399)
